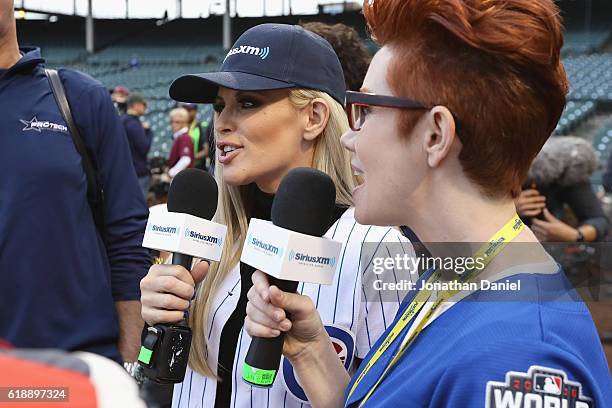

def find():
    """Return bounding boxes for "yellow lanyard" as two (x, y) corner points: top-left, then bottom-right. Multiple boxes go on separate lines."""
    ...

(347, 214), (525, 408)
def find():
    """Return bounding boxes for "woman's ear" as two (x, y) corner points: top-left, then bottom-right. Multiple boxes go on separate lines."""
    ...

(302, 98), (330, 141)
(423, 106), (458, 168)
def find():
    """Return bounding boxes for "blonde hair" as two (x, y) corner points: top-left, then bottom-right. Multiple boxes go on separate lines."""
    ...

(170, 107), (189, 124)
(188, 89), (356, 376)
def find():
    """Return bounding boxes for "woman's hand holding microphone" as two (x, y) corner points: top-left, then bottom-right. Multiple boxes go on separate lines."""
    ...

(140, 261), (209, 326)
(245, 270), (325, 359)
(141, 265), (350, 407)
(244, 270), (350, 408)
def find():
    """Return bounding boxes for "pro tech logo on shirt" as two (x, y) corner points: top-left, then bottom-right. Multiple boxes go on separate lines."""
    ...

(20, 116), (68, 134)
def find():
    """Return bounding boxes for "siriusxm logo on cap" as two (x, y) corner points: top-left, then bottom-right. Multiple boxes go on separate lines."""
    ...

(184, 228), (223, 247)
(289, 250), (336, 267)
(169, 24), (346, 106)
(224, 45), (270, 62)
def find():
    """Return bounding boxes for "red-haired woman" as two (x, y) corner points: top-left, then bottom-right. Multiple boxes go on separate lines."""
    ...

(244, 1), (612, 407)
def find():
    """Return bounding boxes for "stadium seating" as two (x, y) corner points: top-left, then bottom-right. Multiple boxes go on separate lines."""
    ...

(564, 53), (612, 101)
(37, 45), (86, 65)
(553, 52), (612, 136)
(87, 45), (224, 64)
(63, 57), (219, 157)
(554, 101), (597, 135)
(562, 31), (611, 56)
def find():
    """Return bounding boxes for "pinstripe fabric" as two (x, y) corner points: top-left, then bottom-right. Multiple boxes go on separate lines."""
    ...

(172, 208), (415, 407)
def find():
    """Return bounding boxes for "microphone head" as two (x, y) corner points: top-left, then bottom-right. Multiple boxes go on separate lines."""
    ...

(167, 168), (218, 220)
(271, 168), (336, 237)
(528, 136), (598, 187)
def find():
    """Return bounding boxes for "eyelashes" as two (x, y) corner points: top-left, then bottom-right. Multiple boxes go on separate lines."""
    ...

(213, 102), (224, 113)
(212, 98), (262, 114)
(238, 99), (261, 109)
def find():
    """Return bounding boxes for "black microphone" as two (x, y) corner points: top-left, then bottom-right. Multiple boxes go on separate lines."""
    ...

(138, 168), (218, 384)
(167, 168), (219, 269)
(243, 167), (336, 387)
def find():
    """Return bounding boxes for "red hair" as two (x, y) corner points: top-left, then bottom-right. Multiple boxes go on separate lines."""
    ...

(363, 0), (569, 197)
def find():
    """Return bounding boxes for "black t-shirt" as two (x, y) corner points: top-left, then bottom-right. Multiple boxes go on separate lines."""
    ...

(214, 185), (347, 407)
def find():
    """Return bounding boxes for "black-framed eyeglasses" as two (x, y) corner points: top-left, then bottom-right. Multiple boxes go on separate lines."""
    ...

(345, 90), (461, 132)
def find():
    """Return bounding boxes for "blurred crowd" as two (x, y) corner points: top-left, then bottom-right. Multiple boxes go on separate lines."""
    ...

(111, 86), (214, 207)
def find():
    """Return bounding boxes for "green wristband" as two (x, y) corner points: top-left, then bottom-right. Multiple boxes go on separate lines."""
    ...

(242, 362), (277, 386)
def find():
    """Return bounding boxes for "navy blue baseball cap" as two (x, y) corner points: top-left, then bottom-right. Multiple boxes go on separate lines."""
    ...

(169, 24), (346, 106)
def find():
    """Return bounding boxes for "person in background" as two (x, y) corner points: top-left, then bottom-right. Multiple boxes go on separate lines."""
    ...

(515, 136), (609, 242)
(0, 0), (149, 368)
(182, 102), (210, 170)
(122, 93), (153, 199)
(167, 107), (194, 178)
(602, 149), (612, 194)
(301, 21), (371, 92)
(111, 85), (130, 115)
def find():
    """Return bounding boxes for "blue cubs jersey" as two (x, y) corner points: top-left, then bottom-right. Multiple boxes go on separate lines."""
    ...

(345, 267), (611, 408)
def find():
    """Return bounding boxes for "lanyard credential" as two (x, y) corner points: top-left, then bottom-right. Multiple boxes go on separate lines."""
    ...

(346, 214), (525, 408)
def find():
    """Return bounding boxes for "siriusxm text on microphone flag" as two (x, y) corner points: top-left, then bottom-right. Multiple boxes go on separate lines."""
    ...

(142, 210), (227, 261)
(240, 218), (343, 285)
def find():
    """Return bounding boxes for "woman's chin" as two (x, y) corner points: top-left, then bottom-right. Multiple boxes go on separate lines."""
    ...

(353, 201), (373, 226)
(354, 198), (398, 227)
(353, 185), (372, 223)
(220, 169), (252, 187)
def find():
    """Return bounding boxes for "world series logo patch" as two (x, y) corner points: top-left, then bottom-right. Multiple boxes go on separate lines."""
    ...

(486, 365), (593, 408)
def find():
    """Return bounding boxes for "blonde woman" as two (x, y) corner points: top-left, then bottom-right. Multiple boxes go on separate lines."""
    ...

(140, 24), (414, 408)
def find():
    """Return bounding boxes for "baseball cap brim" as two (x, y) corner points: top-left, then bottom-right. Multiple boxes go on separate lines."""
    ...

(169, 72), (296, 103)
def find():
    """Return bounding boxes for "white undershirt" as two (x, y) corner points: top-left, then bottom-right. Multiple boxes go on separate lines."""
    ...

(169, 127), (192, 176)
(172, 127), (188, 139)
(169, 156), (191, 177)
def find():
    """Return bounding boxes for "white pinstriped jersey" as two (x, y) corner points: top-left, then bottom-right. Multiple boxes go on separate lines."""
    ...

(172, 207), (415, 408)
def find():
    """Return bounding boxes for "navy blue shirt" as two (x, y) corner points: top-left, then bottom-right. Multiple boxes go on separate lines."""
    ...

(121, 114), (152, 177)
(0, 48), (150, 362)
